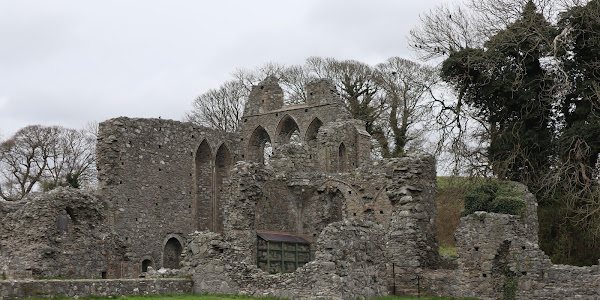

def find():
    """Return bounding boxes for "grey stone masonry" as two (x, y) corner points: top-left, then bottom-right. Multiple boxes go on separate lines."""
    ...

(306, 79), (342, 106)
(238, 77), (357, 168)
(0, 188), (125, 279)
(178, 151), (439, 299)
(181, 219), (388, 300)
(420, 182), (600, 300)
(383, 154), (439, 292)
(0, 278), (192, 299)
(97, 117), (239, 275)
(454, 211), (600, 300)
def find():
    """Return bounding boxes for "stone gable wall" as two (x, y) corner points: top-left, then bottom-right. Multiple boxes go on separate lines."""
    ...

(238, 77), (354, 169)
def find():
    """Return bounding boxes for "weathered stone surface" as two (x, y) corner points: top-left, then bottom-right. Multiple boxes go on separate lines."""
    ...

(94, 77), (373, 277)
(181, 219), (388, 300)
(5, 75), (598, 300)
(0, 278), (192, 299)
(420, 183), (600, 300)
(0, 188), (125, 279)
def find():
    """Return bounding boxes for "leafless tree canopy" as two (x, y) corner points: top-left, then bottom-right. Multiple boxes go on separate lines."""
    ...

(185, 80), (246, 132)
(409, 0), (590, 61)
(0, 125), (97, 201)
(186, 58), (440, 157)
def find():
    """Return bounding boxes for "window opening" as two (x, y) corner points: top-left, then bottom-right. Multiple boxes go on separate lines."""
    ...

(263, 141), (273, 165)
(248, 126), (271, 164)
(276, 115), (301, 145)
(338, 142), (348, 172)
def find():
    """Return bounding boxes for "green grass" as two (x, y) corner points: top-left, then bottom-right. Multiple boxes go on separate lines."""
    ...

(28, 294), (478, 300)
(439, 246), (457, 259)
(28, 295), (282, 300)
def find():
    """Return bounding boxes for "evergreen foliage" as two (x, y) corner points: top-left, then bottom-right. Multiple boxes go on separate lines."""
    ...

(441, 0), (554, 182)
(438, 0), (600, 265)
(463, 181), (526, 216)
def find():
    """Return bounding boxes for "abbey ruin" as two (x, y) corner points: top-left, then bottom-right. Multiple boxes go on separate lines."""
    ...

(1, 76), (600, 299)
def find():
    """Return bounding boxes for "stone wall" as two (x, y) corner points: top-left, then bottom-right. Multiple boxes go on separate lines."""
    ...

(178, 152), (438, 299)
(181, 219), (388, 300)
(420, 182), (600, 300)
(97, 117), (238, 275)
(384, 154), (439, 288)
(220, 152), (436, 245)
(453, 212), (600, 300)
(237, 77), (356, 169)
(0, 278), (192, 299)
(0, 188), (125, 279)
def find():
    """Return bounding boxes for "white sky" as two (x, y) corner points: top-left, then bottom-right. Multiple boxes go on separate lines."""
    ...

(0, 0), (448, 139)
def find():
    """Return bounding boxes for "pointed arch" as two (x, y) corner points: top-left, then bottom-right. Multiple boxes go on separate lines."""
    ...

(213, 143), (232, 233)
(195, 139), (212, 231)
(338, 142), (348, 172)
(248, 125), (272, 164)
(305, 117), (323, 149)
(275, 114), (301, 145)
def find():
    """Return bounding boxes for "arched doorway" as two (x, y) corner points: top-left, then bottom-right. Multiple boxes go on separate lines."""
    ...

(163, 237), (183, 269)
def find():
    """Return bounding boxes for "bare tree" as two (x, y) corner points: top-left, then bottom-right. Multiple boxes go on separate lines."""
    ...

(409, 4), (482, 61)
(185, 80), (246, 132)
(0, 125), (98, 200)
(408, 0), (586, 61)
(305, 56), (440, 157)
(44, 127), (97, 190)
(0, 125), (59, 201)
(374, 57), (439, 156)
(306, 57), (384, 133)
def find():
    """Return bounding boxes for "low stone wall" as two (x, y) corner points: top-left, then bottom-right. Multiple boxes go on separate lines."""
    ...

(416, 183), (600, 300)
(454, 212), (600, 300)
(0, 278), (192, 299)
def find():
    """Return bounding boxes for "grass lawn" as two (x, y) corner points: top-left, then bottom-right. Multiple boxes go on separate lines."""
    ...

(29, 294), (478, 300)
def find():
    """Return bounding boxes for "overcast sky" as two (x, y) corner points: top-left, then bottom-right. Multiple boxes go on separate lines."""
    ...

(0, 0), (448, 138)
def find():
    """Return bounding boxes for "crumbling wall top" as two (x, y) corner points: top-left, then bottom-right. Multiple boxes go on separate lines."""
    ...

(306, 78), (341, 106)
(244, 76), (284, 116)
